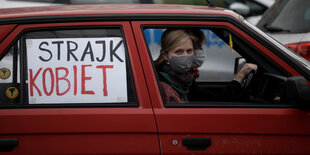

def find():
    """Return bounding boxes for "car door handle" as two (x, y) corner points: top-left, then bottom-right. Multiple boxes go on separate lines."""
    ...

(0, 139), (18, 152)
(182, 137), (211, 151)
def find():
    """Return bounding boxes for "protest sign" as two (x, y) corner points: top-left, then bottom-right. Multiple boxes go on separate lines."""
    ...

(26, 37), (127, 104)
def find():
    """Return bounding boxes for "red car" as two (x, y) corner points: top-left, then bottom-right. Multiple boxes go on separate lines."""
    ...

(0, 4), (310, 155)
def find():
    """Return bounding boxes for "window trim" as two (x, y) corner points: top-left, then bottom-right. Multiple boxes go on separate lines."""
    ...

(135, 21), (297, 108)
(165, 102), (297, 108)
(0, 22), (140, 108)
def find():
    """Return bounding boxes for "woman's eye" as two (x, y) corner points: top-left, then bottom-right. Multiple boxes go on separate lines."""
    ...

(175, 50), (182, 54)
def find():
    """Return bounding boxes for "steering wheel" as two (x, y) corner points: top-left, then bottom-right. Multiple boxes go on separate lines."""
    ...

(238, 70), (255, 99)
(242, 70), (255, 90)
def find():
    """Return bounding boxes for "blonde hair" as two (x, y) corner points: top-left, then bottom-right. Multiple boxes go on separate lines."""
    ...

(155, 29), (195, 67)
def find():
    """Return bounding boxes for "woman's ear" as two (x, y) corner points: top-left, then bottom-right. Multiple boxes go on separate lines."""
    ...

(161, 50), (169, 61)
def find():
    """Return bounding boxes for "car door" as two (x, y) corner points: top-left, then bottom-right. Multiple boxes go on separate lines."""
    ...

(132, 20), (310, 154)
(0, 21), (160, 154)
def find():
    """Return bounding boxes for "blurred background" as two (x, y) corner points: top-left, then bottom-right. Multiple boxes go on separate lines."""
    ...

(0, 0), (277, 26)
(0, 0), (274, 25)
(0, 0), (309, 60)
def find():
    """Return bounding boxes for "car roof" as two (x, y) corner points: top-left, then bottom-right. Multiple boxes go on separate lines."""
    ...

(0, 4), (240, 23)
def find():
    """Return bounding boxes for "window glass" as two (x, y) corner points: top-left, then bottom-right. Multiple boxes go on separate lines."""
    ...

(267, 0), (310, 32)
(0, 42), (20, 105)
(0, 48), (17, 83)
(0, 28), (137, 106)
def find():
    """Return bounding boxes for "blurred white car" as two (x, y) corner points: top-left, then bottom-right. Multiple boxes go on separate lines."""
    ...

(256, 0), (310, 60)
(211, 0), (275, 25)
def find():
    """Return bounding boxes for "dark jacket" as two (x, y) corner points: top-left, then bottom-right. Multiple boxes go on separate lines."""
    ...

(188, 80), (242, 102)
(157, 64), (242, 103)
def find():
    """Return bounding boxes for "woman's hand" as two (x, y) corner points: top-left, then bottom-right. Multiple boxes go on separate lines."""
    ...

(233, 63), (258, 84)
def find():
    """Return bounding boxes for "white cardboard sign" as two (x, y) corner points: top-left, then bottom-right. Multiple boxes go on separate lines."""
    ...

(26, 37), (127, 104)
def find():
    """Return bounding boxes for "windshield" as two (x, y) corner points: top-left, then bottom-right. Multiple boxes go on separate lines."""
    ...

(257, 0), (310, 33)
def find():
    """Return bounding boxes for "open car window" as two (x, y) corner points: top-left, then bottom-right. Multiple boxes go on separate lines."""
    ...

(143, 26), (295, 107)
(144, 28), (241, 82)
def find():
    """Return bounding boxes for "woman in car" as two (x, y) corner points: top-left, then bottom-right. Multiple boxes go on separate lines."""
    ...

(155, 28), (257, 102)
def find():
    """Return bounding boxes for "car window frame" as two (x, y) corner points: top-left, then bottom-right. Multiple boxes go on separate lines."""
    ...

(0, 22), (144, 109)
(132, 20), (298, 108)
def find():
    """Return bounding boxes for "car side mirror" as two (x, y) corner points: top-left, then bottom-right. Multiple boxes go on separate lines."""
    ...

(234, 57), (246, 74)
(229, 2), (250, 17)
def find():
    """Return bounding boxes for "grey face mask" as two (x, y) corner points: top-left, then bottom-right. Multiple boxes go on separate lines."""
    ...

(168, 55), (194, 74)
(192, 49), (206, 68)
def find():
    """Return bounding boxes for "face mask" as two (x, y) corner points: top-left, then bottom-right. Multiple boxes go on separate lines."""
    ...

(192, 49), (206, 68)
(168, 55), (194, 74)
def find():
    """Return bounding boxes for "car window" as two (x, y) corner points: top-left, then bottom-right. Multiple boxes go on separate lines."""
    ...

(0, 28), (137, 106)
(0, 45), (20, 84)
(144, 28), (240, 82)
(143, 26), (294, 106)
(270, 0), (310, 32)
(258, 0), (310, 33)
(0, 44), (20, 104)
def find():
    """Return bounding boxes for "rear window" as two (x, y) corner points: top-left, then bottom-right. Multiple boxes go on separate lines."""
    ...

(0, 28), (137, 107)
(257, 0), (310, 33)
